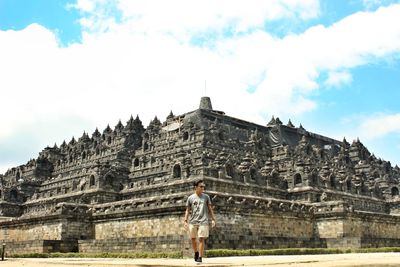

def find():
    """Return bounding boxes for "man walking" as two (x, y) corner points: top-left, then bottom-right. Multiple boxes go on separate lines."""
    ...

(184, 180), (216, 263)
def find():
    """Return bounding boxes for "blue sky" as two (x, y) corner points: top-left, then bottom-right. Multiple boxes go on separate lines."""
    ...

(1, 0), (400, 174)
(0, 0), (82, 45)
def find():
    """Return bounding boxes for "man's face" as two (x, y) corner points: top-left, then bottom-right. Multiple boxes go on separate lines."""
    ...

(196, 183), (205, 193)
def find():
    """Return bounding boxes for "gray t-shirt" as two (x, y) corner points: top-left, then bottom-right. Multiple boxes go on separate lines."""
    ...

(186, 193), (212, 225)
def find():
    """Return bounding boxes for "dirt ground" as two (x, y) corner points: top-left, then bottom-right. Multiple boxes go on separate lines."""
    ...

(0, 253), (399, 267)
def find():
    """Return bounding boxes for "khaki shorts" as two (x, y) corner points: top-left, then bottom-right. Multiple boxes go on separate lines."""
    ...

(188, 224), (209, 238)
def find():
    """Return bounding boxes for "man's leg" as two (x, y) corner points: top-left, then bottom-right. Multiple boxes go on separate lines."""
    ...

(197, 225), (209, 262)
(191, 238), (198, 253)
(189, 224), (199, 261)
(198, 237), (205, 258)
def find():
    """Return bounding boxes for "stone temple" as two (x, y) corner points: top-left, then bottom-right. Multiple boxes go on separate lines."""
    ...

(1, 97), (400, 254)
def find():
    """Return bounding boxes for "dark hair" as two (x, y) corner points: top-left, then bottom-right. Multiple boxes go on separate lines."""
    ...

(193, 180), (204, 187)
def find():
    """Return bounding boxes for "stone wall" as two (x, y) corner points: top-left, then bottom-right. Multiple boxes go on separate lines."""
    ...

(79, 236), (188, 253)
(208, 211), (321, 250)
(78, 191), (321, 253)
(316, 211), (400, 248)
(0, 213), (93, 253)
(4, 199), (400, 254)
(359, 215), (400, 240)
(0, 219), (62, 242)
(4, 240), (78, 254)
(94, 215), (183, 240)
(61, 219), (94, 240)
(79, 207), (319, 253)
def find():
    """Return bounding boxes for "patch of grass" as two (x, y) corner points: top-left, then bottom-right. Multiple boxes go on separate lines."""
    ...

(353, 247), (400, 253)
(8, 251), (183, 259)
(7, 247), (400, 259)
(206, 247), (400, 257)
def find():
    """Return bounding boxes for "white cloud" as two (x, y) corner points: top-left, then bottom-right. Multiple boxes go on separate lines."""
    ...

(73, 0), (96, 12)
(359, 113), (400, 139)
(363, 0), (383, 8)
(325, 71), (353, 87)
(362, 0), (398, 10)
(2, 2), (400, 172)
(115, 0), (320, 35)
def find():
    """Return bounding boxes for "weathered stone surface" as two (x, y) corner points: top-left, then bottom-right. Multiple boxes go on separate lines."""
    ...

(1, 97), (400, 253)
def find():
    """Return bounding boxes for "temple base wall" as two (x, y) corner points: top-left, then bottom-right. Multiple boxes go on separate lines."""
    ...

(207, 211), (320, 249)
(81, 208), (319, 253)
(93, 215), (182, 240)
(79, 236), (189, 253)
(316, 211), (400, 248)
(3, 240), (78, 254)
(3, 198), (400, 254)
(0, 213), (93, 254)
(0, 220), (63, 242)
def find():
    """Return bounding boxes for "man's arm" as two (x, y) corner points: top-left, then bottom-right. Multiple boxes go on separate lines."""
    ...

(208, 202), (216, 227)
(184, 206), (190, 229)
